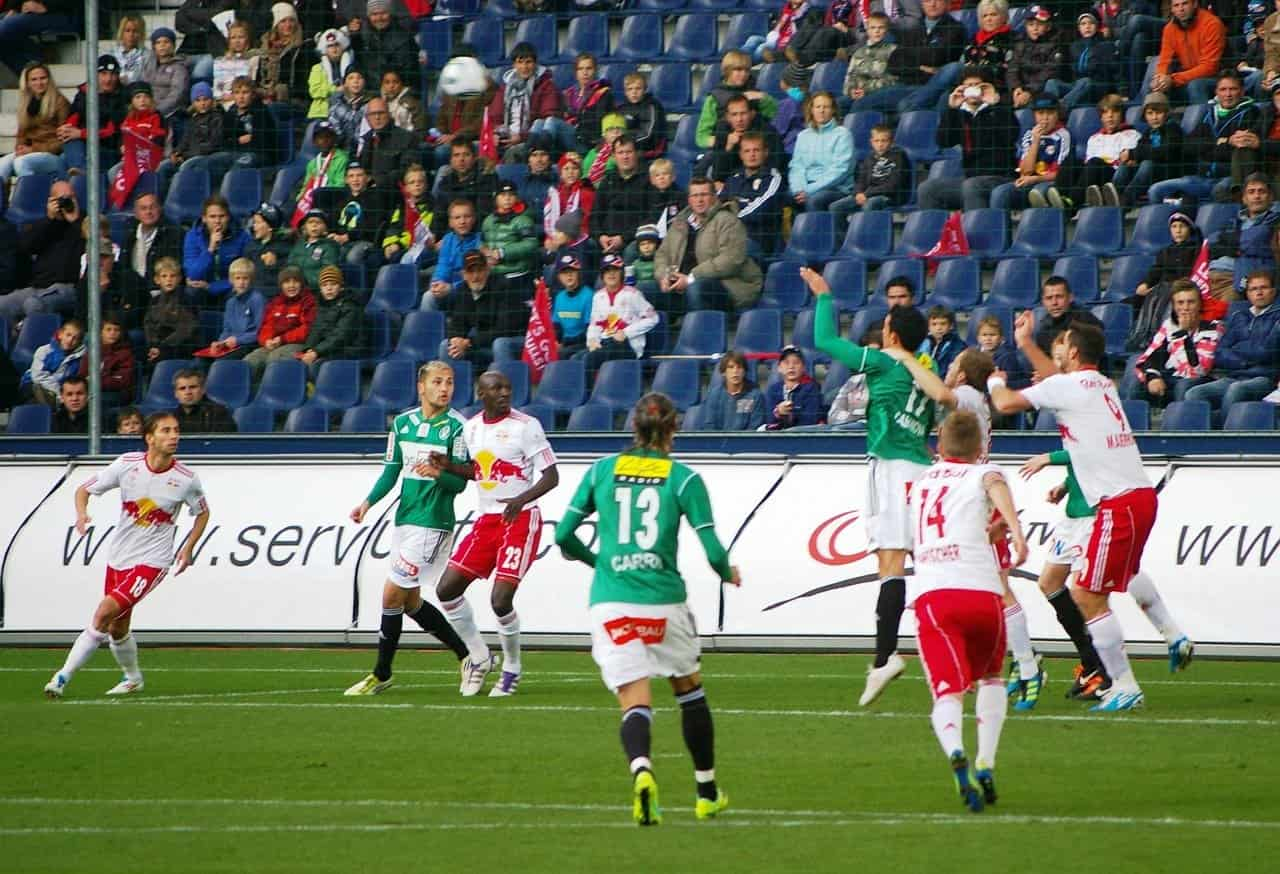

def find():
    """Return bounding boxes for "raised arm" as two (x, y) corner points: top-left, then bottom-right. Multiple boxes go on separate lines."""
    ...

(801, 266), (868, 368)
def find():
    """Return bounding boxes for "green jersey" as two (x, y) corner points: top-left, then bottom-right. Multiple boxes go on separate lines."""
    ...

(555, 448), (733, 606)
(366, 407), (470, 529)
(813, 295), (935, 464)
(1048, 450), (1094, 519)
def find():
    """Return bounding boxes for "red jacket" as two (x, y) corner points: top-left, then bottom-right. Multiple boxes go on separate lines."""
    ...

(258, 289), (317, 345)
(1157, 8), (1226, 87)
(80, 340), (136, 402)
(486, 68), (562, 139)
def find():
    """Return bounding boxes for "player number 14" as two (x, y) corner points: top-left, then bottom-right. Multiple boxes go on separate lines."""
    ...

(916, 486), (949, 543)
(615, 486), (660, 550)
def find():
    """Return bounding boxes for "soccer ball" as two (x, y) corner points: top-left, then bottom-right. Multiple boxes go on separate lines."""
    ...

(439, 56), (489, 98)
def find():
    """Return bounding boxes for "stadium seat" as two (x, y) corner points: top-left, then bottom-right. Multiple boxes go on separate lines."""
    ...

(446, 358), (474, 407)
(1067, 107), (1101, 160)
(9, 312), (62, 371)
(651, 359), (701, 411)
(848, 304), (889, 345)
(1121, 399), (1151, 430)
(1052, 255), (1100, 302)
(987, 257), (1040, 308)
(514, 16), (559, 64)
(1006, 208), (1064, 258)
(436, 0), (480, 14)
(6, 403), (51, 434)
(844, 111), (884, 161)
(723, 14), (770, 61)
(873, 258), (925, 302)
(252, 360), (307, 413)
(965, 305), (1013, 344)
(926, 256), (981, 310)
(1066, 207), (1124, 257)
(755, 61), (787, 96)
(519, 401), (556, 433)
(962, 208), (1009, 258)
(417, 19), (452, 71)
(782, 211), (838, 262)
(681, 403), (705, 430)
(666, 115), (699, 171)
(613, 16), (663, 61)
(733, 308), (783, 355)
(895, 111), (941, 163)
(533, 359), (586, 413)
(366, 359), (416, 410)
(644, 311), (670, 357)
(791, 307), (821, 356)
(220, 167), (263, 222)
(5, 172), (55, 224)
(1223, 402), (1278, 430)
(70, 172), (105, 215)
(306, 359), (362, 414)
(204, 359), (251, 410)
(0, 315), (7, 355)
(1091, 303), (1133, 356)
(1014, 107), (1034, 134)
(649, 64), (693, 114)
(588, 359), (643, 413)
(389, 311), (446, 365)
(285, 405), (330, 433)
(1196, 202), (1237, 239)
(694, 64), (721, 107)
(601, 62), (638, 97)
(268, 159), (307, 209)
(691, 0), (738, 8)
(668, 14), (719, 62)
(895, 210), (949, 258)
(233, 405), (274, 432)
(821, 361), (851, 405)
(1034, 409), (1058, 430)
(760, 261), (810, 313)
(462, 18), (504, 66)
(822, 259), (868, 311)
(1124, 203), (1177, 254)
(1104, 254), (1154, 302)
(298, 120), (322, 162)
(671, 310), (726, 357)
(1161, 400), (1211, 432)
(494, 359), (532, 407)
(563, 14), (609, 59)
(368, 264), (420, 314)
(637, 0), (687, 9)
(138, 359), (194, 412)
(1181, 102), (1208, 136)
(927, 153), (962, 181)
(837, 211), (893, 261)
(163, 168), (211, 225)
(811, 60), (846, 96)
(341, 404), (388, 433)
(567, 401), (614, 430)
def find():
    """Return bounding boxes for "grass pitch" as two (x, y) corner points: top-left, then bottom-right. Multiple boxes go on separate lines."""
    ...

(1, 647), (1277, 873)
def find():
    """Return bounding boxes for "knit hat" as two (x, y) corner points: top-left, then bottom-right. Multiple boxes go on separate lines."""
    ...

(1168, 211), (1194, 230)
(1076, 11), (1099, 25)
(127, 80), (153, 99)
(497, 181), (520, 198)
(1027, 4), (1053, 21)
(601, 112), (627, 134)
(318, 265), (344, 286)
(367, 0), (392, 12)
(254, 202), (283, 228)
(278, 265), (305, 285)
(190, 81), (213, 102)
(554, 211), (582, 238)
(635, 224), (661, 243)
(150, 27), (177, 45)
(272, 2), (298, 27)
(316, 28), (351, 53)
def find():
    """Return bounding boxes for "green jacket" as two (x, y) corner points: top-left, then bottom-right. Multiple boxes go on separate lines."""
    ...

(481, 209), (539, 279)
(304, 289), (364, 359)
(300, 148), (350, 192)
(287, 237), (342, 290)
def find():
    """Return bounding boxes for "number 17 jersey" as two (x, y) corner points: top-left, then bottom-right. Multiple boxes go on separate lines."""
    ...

(838, 344), (935, 465)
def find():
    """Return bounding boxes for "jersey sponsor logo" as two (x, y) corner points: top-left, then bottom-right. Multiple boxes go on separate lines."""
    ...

(121, 498), (174, 528)
(393, 555), (420, 578)
(610, 551), (664, 573)
(473, 449), (527, 490)
(1106, 432), (1136, 449)
(603, 615), (668, 646)
(807, 511), (872, 567)
(613, 455), (672, 485)
(917, 543), (961, 564)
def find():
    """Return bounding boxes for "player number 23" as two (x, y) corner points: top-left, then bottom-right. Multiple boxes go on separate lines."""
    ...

(615, 486), (660, 550)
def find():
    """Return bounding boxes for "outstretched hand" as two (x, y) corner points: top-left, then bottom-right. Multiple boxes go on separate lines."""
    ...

(725, 565), (742, 587)
(798, 266), (830, 296)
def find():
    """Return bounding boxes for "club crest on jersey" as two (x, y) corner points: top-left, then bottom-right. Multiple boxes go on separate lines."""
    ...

(122, 498), (174, 528)
(604, 616), (667, 646)
(613, 455), (672, 485)
(473, 449), (525, 490)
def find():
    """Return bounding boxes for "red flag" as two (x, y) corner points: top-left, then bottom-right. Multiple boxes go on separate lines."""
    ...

(479, 109), (499, 164)
(920, 210), (969, 275)
(522, 279), (559, 383)
(109, 112), (165, 210)
(1189, 239), (1228, 320)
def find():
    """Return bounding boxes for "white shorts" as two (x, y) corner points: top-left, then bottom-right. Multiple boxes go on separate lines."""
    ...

(1046, 515), (1093, 570)
(389, 526), (453, 588)
(866, 457), (929, 551)
(589, 601), (701, 693)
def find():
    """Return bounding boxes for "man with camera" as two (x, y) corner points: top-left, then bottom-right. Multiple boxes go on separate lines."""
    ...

(916, 66), (1018, 212)
(0, 179), (83, 323)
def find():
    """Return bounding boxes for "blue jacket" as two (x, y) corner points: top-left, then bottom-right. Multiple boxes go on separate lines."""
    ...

(722, 167), (786, 256)
(220, 289), (266, 348)
(788, 119), (853, 197)
(183, 224), (250, 297)
(703, 383), (766, 431)
(552, 286), (594, 342)
(20, 338), (86, 393)
(990, 343), (1029, 389)
(764, 375), (823, 428)
(1210, 203), (1280, 283)
(1213, 302), (1280, 379)
(919, 330), (967, 381)
(431, 231), (481, 286)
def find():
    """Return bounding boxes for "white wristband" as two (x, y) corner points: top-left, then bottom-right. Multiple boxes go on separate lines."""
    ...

(987, 376), (1007, 392)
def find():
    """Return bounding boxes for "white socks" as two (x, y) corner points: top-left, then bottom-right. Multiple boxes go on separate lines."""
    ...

(109, 633), (142, 683)
(495, 610), (521, 675)
(1128, 572), (1185, 645)
(59, 628), (109, 679)
(1087, 610), (1139, 692)
(975, 681), (1006, 769)
(441, 596), (489, 662)
(930, 694), (964, 758)
(1004, 603), (1039, 680)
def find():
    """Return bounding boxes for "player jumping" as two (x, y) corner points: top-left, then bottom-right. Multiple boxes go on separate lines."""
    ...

(555, 393), (739, 826)
(44, 412), (210, 699)
(429, 371), (559, 697)
(345, 362), (475, 697)
(909, 410), (1028, 812)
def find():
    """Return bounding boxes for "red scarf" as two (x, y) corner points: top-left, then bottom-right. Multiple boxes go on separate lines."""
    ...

(290, 150), (335, 228)
(109, 110), (165, 210)
(975, 23), (1010, 45)
(588, 142), (613, 185)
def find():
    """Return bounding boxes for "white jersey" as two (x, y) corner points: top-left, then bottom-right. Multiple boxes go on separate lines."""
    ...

(907, 461), (1005, 604)
(464, 410), (557, 516)
(952, 385), (992, 462)
(82, 452), (208, 570)
(1020, 368), (1148, 506)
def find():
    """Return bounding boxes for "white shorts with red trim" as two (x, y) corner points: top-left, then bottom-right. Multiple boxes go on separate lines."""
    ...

(589, 601), (701, 693)
(1077, 488), (1158, 594)
(915, 589), (1006, 700)
(448, 509), (542, 585)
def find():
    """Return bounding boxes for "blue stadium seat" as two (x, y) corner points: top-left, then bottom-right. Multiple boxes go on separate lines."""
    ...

(733, 308), (782, 355)
(760, 261), (810, 313)
(681, 403), (705, 430)
(755, 61), (787, 96)
(783, 212), (839, 262)
(723, 13), (770, 59)
(848, 304), (889, 345)
(1104, 254), (1154, 302)
(649, 64), (693, 114)
(417, 19), (452, 71)
(821, 361), (851, 405)
(519, 401), (556, 433)
(962, 208), (1009, 258)
(70, 172), (105, 216)
(671, 310), (726, 357)
(563, 14), (608, 59)
(926, 257), (981, 310)
(298, 120), (322, 161)
(204, 358), (251, 410)
(644, 310), (670, 358)
(5, 172), (55, 224)
(873, 258), (925, 302)
(1091, 303), (1133, 356)
(1122, 399), (1151, 431)
(895, 210), (949, 258)
(1066, 206), (1124, 257)
(514, 16), (560, 64)
(368, 264), (420, 314)
(447, 358), (474, 407)
(220, 167), (263, 222)
(691, 0), (739, 8)
(694, 64), (721, 107)
(965, 305), (1013, 344)
(1014, 107), (1034, 134)
(1052, 255), (1100, 302)
(285, 405), (330, 433)
(306, 359), (362, 414)
(844, 111), (884, 161)
(1161, 400), (1211, 432)
(895, 111), (941, 163)
(666, 114), (699, 170)
(139, 359), (194, 412)
(567, 401), (614, 430)
(613, 16), (663, 61)
(651, 359), (701, 411)
(1067, 107), (1101, 160)
(601, 62), (638, 97)
(9, 312), (62, 371)
(437, 0), (481, 14)
(668, 14), (719, 62)
(494, 359), (532, 407)
(987, 257), (1040, 309)
(791, 307), (820, 356)
(233, 405), (275, 433)
(341, 404), (388, 433)
(837, 211), (893, 261)
(534, 359), (586, 413)
(163, 168), (211, 225)
(1034, 409), (1058, 430)
(1196, 202), (1237, 239)
(822, 259), (868, 311)
(1181, 102), (1208, 136)
(364, 310), (392, 365)
(589, 359), (643, 413)
(637, 0), (687, 9)
(1006, 208), (1064, 258)
(927, 153), (962, 181)
(811, 60), (845, 96)
(366, 359), (416, 410)
(0, 315), (7, 355)
(1223, 402), (1277, 430)
(268, 159), (307, 209)
(462, 18), (505, 66)
(6, 403), (51, 434)
(252, 360), (307, 413)
(1124, 204), (1176, 254)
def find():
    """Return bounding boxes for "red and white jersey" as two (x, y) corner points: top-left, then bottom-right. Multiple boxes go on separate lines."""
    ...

(82, 452), (208, 569)
(464, 410), (557, 515)
(953, 385), (992, 462)
(1020, 368), (1148, 506)
(907, 461), (1005, 604)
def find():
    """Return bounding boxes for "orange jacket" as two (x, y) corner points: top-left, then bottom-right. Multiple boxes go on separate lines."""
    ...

(1156, 9), (1225, 87)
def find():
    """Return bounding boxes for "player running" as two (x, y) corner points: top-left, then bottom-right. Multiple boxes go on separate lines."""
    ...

(804, 266), (935, 706)
(44, 412), (210, 699)
(909, 410), (1027, 812)
(429, 370), (559, 697)
(345, 362), (475, 697)
(991, 315), (1192, 712)
(555, 393), (739, 826)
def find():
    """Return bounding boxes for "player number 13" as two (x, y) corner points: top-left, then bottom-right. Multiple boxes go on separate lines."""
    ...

(614, 486), (660, 550)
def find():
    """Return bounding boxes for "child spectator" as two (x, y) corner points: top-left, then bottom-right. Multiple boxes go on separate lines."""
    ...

(144, 257), (199, 368)
(309, 28), (353, 120)
(695, 50), (778, 151)
(1069, 93), (1141, 208)
(203, 258), (265, 360)
(520, 143), (556, 213)
(328, 67), (371, 152)
(828, 326), (881, 426)
(743, 0), (811, 63)
(297, 265), (363, 379)
(157, 82), (223, 198)
(583, 112), (627, 185)
(1261, 85), (1280, 182)
(289, 209), (343, 290)
(1136, 212), (1204, 300)
(292, 122), (350, 226)
(973, 315), (1025, 387)
(481, 181), (540, 291)
(330, 161), (390, 272)
(184, 194), (250, 305)
(115, 406), (143, 435)
(140, 27), (189, 121)
(618, 71), (666, 159)
(21, 318), (85, 407)
(1062, 12), (1117, 112)
(649, 158), (686, 232)
(920, 305), (967, 378)
(1131, 281), (1221, 406)
(552, 254), (594, 357)
(244, 203), (293, 289)
(544, 152), (595, 238)
(771, 69), (806, 155)
(424, 199), (481, 310)
(765, 344), (823, 429)
(843, 13), (910, 114)
(564, 52), (614, 154)
(383, 163), (436, 266)
(108, 81), (167, 210)
(90, 312), (137, 407)
(582, 254), (658, 377)
(992, 95), (1072, 210)
(213, 21), (260, 109)
(246, 266), (317, 377)
(789, 91), (853, 211)
(543, 211), (600, 291)
(704, 350), (766, 430)
(1007, 5), (1070, 109)
(381, 70), (426, 133)
(222, 75), (278, 172)
(113, 14), (149, 86)
(833, 123), (907, 219)
(1115, 91), (1184, 206)
(0, 62), (70, 182)
(627, 224), (661, 296)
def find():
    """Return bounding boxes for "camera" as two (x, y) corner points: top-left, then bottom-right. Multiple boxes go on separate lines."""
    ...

(56, 196), (75, 213)
(963, 86), (983, 100)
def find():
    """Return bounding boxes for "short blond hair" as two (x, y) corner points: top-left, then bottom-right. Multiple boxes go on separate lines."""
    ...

(623, 71), (647, 89)
(648, 158), (673, 177)
(229, 257), (256, 278)
(154, 256), (181, 277)
(720, 50), (751, 75)
(418, 360), (454, 382)
(938, 409), (984, 461)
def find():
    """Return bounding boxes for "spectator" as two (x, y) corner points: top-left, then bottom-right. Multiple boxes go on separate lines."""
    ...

(1184, 269), (1280, 424)
(899, 0), (1014, 112)
(1207, 173), (1280, 299)
(783, 1), (854, 70)
(594, 135), (655, 254)
(204, 258), (265, 359)
(919, 305), (967, 378)
(0, 180), (81, 322)
(356, 97), (418, 190)
(381, 69), (426, 133)
(0, 62), (70, 181)
(582, 254), (658, 378)
(1150, 0), (1225, 106)
(0, 0), (78, 77)
(219, 75), (279, 175)
(309, 27), (353, 120)
(51, 375), (89, 434)
(1114, 91), (1184, 206)
(21, 317), (84, 407)
(1060, 93), (1141, 208)
(257, 2), (308, 110)
(765, 344), (823, 429)
(1033, 275), (1104, 354)
(520, 143), (556, 214)
(141, 27), (189, 121)
(973, 315), (1026, 388)
(425, 199), (482, 310)
(380, 162), (435, 266)
(173, 368), (237, 433)
(481, 181), (540, 292)
(157, 83), (224, 199)
(696, 51), (778, 150)
(845, 0), (924, 39)
(833, 123), (908, 220)
(289, 210), (343, 289)
(144, 256), (199, 369)
(991, 94), (1072, 209)
(828, 327), (882, 426)
(1111, 1), (1167, 97)
(297, 265), (363, 379)
(626, 224), (661, 296)
(213, 21), (260, 109)
(552, 254), (594, 357)
(330, 161), (390, 273)
(0, 213), (15, 298)
(350, 0), (418, 89)
(1261, 80), (1280, 182)
(582, 112), (628, 184)
(563, 52), (613, 155)
(87, 313), (137, 407)
(699, 94), (785, 183)
(789, 91), (854, 211)
(743, 0), (810, 62)
(1149, 71), (1262, 207)
(543, 210), (600, 291)
(487, 41), (563, 162)
(443, 251), (527, 369)
(704, 350), (766, 430)
(115, 406), (143, 435)
(771, 68), (806, 154)
(108, 82), (167, 207)
(246, 265), (318, 377)
(184, 194), (251, 304)
(60, 55), (127, 172)
(175, 0), (263, 81)
(328, 68), (372, 152)
(296, 122), (351, 213)
(429, 140), (499, 238)
(889, 0), (967, 106)
(918, 66), (1018, 211)
(649, 158), (686, 232)
(618, 71), (667, 159)
(1260, 0), (1280, 95)
(655, 177), (763, 313)
(1063, 12), (1118, 112)
(1127, 212), (1204, 343)
(1007, 5), (1070, 109)
(244, 202), (293, 289)
(119, 192), (184, 305)
(1130, 282), (1222, 405)
(432, 47), (494, 169)
(722, 131), (787, 256)
(544, 153), (595, 238)
(844, 13), (912, 114)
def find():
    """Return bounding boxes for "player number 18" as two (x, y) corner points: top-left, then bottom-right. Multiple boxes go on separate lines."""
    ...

(614, 486), (660, 550)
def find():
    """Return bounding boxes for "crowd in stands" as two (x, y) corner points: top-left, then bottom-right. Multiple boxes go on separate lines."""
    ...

(2, 0), (1279, 435)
